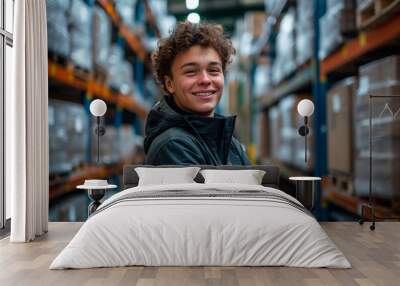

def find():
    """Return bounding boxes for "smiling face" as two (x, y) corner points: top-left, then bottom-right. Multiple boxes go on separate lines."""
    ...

(164, 45), (224, 117)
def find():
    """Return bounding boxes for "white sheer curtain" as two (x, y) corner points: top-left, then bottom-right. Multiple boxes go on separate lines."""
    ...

(7, 0), (49, 242)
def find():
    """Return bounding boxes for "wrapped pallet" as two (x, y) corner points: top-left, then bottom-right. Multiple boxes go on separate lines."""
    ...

(253, 59), (272, 97)
(319, 0), (356, 59)
(149, 0), (176, 37)
(92, 124), (120, 165)
(92, 6), (112, 75)
(49, 99), (89, 174)
(327, 77), (356, 174)
(69, 0), (93, 71)
(268, 106), (281, 163)
(295, 0), (314, 65)
(272, 8), (296, 84)
(46, 0), (70, 58)
(108, 45), (135, 95)
(116, 0), (137, 30)
(118, 126), (138, 161)
(278, 97), (297, 164)
(354, 55), (400, 200)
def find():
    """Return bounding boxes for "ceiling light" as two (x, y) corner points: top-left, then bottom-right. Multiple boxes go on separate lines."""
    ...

(186, 0), (199, 10)
(187, 12), (200, 23)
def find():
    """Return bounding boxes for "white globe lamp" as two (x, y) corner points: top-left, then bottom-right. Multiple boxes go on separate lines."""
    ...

(297, 99), (315, 163)
(89, 99), (107, 164)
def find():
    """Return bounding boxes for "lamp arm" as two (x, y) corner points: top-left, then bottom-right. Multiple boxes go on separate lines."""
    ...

(305, 116), (308, 163)
(97, 117), (100, 164)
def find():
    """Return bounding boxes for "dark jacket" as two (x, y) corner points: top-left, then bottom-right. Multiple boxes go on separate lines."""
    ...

(143, 96), (250, 166)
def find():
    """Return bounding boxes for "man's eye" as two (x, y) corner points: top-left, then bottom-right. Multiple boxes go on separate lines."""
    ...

(184, 70), (196, 75)
(209, 69), (221, 74)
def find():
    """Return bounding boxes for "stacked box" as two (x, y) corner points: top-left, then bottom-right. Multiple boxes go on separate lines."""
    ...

(91, 124), (119, 165)
(69, 0), (93, 71)
(327, 77), (356, 174)
(256, 111), (270, 160)
(253, 58), (272, 97)
(278, 97), (297, 164)
(93, 6), (112, 73)
(268, 106), (282, 162)
(118, 126), (139, 160)
(108, 44), (134, 95)
(148, 0), (176, 37)
(319, 0), (357, 59)
(354, 55), (400, 200)
(91, 124), (140, 165)
(356, 0), (372, 10)
(46, 0), (70, 58)
(49, 99), (89, 175)
(244, 11), (266, 39)
(295, 0), (314, 65)
(272, 8), (296, 84)
(116, 0), (137, 30)
(264, 0), (284, 16)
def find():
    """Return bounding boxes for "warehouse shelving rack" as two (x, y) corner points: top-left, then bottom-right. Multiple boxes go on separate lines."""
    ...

(48, 0), (161, 200)
(258, 62), (313, 108)
(48, 60), (148, 118)
(254, 0), (400, 220)
(319, 9), (400, 220)
(255, 0), (323, 180)
(320, 15), (400, 78)
(97, 0), (147, 60)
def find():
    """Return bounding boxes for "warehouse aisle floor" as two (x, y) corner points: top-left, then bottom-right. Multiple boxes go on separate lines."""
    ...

(49, 189), (119, 222)
(1, 222), (399, 286)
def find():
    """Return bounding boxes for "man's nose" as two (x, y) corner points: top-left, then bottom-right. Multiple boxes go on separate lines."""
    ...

(198, 70), (211, 84)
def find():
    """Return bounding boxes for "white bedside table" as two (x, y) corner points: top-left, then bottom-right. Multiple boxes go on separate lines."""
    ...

(77, 180), (117, 216)
(289, 176), (321, 211)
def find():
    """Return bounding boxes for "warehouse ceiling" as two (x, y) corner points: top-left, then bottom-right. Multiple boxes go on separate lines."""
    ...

(167, 0), (266, 35)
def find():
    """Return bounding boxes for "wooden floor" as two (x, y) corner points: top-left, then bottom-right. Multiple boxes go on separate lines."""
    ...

(0, 222), (399, 286)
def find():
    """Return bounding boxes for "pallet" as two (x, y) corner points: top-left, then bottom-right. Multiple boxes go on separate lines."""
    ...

(66, 62), (91, 81)
(329, 172), (355, 196)
(48, 51), (68, 66)
(359, 195), (400, 213)
(357, 0), (400, 30)
(93, 64), (109, 85)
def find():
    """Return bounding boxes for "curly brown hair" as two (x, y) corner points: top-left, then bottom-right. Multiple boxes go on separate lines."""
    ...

(151, 21), (236, 95)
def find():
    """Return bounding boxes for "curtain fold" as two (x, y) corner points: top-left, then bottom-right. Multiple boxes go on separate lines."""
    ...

(8, 0), (49, 242)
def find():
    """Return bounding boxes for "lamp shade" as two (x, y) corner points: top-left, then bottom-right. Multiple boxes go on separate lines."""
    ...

(90, 99), (107, 117)
(297, 99), (314, 117)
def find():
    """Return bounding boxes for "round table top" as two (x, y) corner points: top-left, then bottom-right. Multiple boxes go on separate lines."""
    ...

(289, 176), (321, 181)
(76, 184), (117, 190)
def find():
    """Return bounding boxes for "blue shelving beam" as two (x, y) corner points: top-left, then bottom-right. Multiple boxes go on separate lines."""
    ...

(312, 0), (328, 220)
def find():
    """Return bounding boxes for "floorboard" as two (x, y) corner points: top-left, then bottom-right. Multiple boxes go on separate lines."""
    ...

(0, 222), (399, 286)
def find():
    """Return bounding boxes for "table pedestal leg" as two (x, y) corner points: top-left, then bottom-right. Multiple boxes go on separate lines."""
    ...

(87, 189), (105, 216)
(295, 181), (318, 211)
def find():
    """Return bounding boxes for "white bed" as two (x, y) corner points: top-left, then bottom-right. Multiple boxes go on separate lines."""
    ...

(50, 183), (351, 269)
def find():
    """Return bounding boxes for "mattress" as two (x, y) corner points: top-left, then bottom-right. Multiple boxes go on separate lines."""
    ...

(50, 183), (351, 269)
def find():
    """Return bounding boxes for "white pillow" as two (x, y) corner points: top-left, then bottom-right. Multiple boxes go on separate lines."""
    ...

(135, 167), (201, 186)
(200, 169), (266, 185)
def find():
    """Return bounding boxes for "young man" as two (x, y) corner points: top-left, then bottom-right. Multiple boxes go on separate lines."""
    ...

(144, 21), (250, 166)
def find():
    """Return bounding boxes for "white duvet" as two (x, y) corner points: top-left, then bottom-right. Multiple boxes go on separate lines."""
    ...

(50, 183), (351, 269)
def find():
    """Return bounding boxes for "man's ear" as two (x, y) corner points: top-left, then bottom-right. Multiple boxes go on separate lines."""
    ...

(164, 75), (175, 94)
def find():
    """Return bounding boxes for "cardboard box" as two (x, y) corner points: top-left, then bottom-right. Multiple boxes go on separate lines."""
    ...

(244, 11), (266, 38)
(268, 106), (282, 162)
(327, 77), (356, 174)
(358, 55), (400, 96)
(257, 111), (270, 159)
(354, 55), (400, 200)
(355, 156), (400, 199)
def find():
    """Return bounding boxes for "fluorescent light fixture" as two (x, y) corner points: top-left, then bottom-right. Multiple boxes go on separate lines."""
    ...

(186, 0), (199, 10)
(187, 12), (200, 23)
